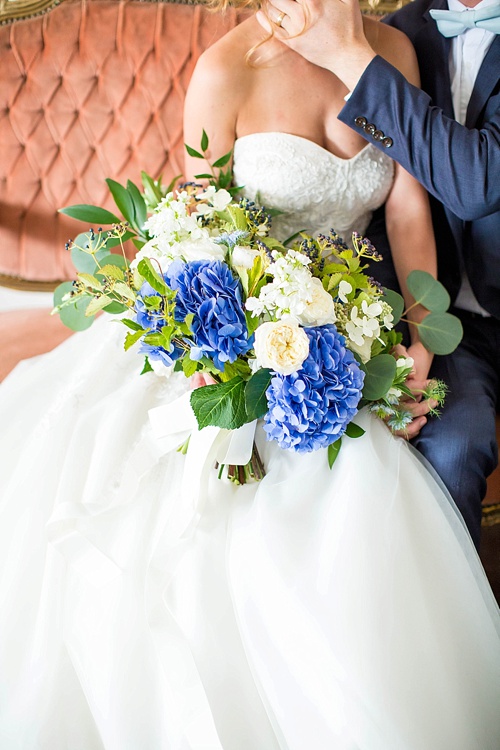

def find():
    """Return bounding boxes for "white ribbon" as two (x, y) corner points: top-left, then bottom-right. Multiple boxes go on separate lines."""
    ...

(148, 392), (258, 524)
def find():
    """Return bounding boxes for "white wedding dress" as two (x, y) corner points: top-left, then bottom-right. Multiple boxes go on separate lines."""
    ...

(1, 133), (499, 750)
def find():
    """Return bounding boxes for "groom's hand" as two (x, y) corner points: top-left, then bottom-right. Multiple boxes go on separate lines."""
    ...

(394, 377), (438, 440)
(257, 0), (376, 90)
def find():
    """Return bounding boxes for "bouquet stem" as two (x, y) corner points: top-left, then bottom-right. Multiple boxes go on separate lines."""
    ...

(218, 441), (266, 485)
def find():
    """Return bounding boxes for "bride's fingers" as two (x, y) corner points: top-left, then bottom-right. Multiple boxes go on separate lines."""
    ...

(257, 0), (307, 37)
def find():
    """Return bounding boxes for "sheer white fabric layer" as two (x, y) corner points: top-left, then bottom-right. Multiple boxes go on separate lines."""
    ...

(0, 133), (499, 749)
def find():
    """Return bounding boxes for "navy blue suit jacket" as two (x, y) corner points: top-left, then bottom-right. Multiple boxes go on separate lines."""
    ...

(339, 0), (500, 318)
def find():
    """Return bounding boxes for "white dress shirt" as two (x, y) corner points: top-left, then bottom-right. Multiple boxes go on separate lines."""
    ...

(448, 0), (497, 315)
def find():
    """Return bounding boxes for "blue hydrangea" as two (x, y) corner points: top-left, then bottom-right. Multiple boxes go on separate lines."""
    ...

(264, 325), (365, 453)
(134, 280), (182, 368)
(165, 258), (253, 371)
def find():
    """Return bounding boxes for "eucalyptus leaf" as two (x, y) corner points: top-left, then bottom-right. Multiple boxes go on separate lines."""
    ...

(361, 354), (397, 401)
(190, 376), (248, 430)
(417, 312), (463, 355)
(106, 230), (136, 249)
(407, 270), (450, 313)
(245, 368), (272, 421)
(70, 232), (108, 273)
(383, 288), (405, 326)
(59, 204), (120, 225)
(328, 438), (342, 469)
(53, 282), (94, 331)
(96, 254), (128, 273)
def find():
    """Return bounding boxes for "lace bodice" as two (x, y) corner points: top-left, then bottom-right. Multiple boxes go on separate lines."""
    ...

(233, 132), (394, 242)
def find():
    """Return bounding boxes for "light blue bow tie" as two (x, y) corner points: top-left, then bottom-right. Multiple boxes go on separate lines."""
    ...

(430, 4), (500, 36)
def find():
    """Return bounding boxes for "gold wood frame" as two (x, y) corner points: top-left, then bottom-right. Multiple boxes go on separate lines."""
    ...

(1, 0), (409, 25)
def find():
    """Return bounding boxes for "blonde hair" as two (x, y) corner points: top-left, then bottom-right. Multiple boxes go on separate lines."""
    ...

(205, 0), (262, 12)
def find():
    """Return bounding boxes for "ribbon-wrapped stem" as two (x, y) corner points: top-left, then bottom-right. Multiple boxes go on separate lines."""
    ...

(218, 441), (266, 485)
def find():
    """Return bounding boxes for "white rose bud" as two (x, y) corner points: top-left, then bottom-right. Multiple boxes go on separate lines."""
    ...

(296, 278), (336, 327)
(232, 245), (259, 269)
(254, 321), (310, 375)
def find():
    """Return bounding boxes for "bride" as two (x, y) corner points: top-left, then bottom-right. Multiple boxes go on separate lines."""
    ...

(0, 2), (499, 748)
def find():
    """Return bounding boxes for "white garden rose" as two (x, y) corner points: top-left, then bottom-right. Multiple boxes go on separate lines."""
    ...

(296, 278), (336, 327)
(232, 245), (259, 269)
(254, 321), (310, 375)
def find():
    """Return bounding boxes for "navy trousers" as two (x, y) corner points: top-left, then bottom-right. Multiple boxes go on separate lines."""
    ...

(412, 310), (499, 549)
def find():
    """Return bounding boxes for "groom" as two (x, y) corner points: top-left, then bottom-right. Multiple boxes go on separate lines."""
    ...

(259, 0), (500, 548)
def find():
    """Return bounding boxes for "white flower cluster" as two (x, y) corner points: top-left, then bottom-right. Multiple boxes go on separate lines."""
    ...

(339, 282), (394, 363)
(131, 188), (232, 271)
(246, 249), (336, 327)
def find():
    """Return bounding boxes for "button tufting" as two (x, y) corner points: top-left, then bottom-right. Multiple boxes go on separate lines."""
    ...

(364, 123), (376, 136)
(354, 116), (367, 128)
(382, 137), (393, 148)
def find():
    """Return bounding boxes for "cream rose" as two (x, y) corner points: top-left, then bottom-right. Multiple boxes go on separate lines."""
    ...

(296, 278), (336, 327)
(254, 321), (310, 375)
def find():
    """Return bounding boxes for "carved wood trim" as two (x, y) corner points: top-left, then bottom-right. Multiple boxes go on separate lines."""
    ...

(1, 0), (410, 25)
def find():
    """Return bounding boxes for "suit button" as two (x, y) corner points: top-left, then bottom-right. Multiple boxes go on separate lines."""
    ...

(373, 130), (385, 141)
(382, 137), (393, 148)
(354, 116), (367, 128)
(364, 123), (376, 135)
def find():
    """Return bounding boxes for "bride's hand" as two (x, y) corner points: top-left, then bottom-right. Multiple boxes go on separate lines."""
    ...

(190, 372), (217, 389)
(390, 343), (437, 440)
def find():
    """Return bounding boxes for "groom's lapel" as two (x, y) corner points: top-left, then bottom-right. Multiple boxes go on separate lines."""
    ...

(466, 37), (500, 128)
(416, 0), (455, 119)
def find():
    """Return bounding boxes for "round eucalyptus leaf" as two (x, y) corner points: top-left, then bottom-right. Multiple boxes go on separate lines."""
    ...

(361, 353), (397, 401)
(407, 270), (450, 312)
(103, 301), (128, 314)
(383, 288), (404, 325)
(95, 253), (129, 274)
(53, 282), (94, 331)
(418, 312), (463, 355)
(71, 233), (108, 273)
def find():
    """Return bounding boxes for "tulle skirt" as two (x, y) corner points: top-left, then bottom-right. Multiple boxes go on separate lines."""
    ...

(1, 317), (499, 750)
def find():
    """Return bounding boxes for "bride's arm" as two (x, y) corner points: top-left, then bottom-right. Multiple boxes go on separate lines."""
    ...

(183, 39), (243, 181)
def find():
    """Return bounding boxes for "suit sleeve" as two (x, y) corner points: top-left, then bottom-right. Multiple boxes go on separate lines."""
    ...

(338, 56), (500, 221)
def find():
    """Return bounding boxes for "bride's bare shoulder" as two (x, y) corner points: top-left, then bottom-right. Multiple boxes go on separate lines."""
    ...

(190, 17), (262, 92)
(363, 17), (420, 86)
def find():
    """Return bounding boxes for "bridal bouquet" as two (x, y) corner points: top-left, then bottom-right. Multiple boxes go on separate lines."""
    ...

(54, 134), (461, 479)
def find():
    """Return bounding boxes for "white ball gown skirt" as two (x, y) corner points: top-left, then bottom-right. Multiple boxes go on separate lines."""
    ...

(0, 316), (499, 750)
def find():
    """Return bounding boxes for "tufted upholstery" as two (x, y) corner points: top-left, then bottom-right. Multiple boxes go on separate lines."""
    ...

(0, 0), (246, 286)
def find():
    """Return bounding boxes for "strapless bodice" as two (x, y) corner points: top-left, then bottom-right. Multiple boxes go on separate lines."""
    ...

(233, 132), (394, 242)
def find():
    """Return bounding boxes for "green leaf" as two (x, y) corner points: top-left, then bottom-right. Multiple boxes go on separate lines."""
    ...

(103, 301), (128, 314)
(141, 357), (154, 374)
(98, 264), (125, 280)
(85, 294), (114, 316)
(105, 179), (135, 224)
(120, 318), (144, 332)
(165, 173), (183, 195)
(194, 173), (214, 181)
(212, 150), (233, 169)
(345, 422), (366, 439)
(185, 144), (204, 159)
(245, 368), (272, 420)
(53, 281), (95, 331)
(77, 273), (102, 290)
(59, 204), (120, 225)
(182, 357), (199, 378)
(201, 129), (209, 153)
(383, 288), (405, 326)
(190, 376), (248, 430)
(70, 232), (108, 273)
(328, 438), (342, 469)
(361, 353), (397, 401)
(406, 270), (450, 313)
(106, 230), (136, 249)
(124, 329), (144, 351)
(137, 258), (169, 295)
(417, 312), (463, 355)
(127, 180), (148, 232)
(113, 281), (136, 303)
(95, 253), (128, 275)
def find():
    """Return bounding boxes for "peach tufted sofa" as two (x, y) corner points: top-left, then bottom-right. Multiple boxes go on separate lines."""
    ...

(1, 0), (499, 510)
(0, 0), (247, 378)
